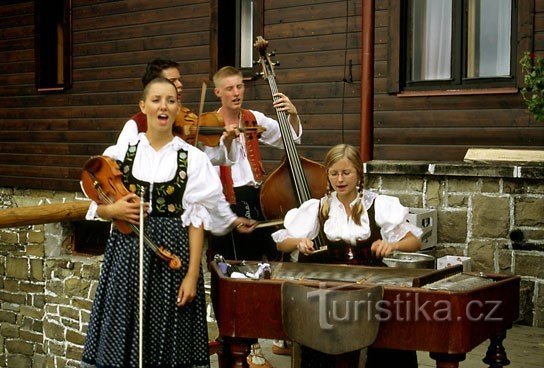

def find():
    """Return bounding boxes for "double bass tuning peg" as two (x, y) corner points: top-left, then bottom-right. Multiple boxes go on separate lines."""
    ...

(268, 50), (277, 57)
(272, 61), (280, 67)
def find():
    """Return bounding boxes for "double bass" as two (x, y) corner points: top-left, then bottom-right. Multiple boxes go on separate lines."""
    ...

(254, 36), (328, 248)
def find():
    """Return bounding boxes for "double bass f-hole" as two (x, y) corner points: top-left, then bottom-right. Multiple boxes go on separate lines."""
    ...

(81, 156), (182, 270)
(254, 36), (328, 250)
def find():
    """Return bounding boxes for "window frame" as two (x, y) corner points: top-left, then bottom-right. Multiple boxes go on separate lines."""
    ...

(210, 0), (264, 79)
(34, 0), (73, 92)
(387, 0), (531, 94)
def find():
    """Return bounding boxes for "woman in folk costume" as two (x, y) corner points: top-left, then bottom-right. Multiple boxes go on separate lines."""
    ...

(81, 77), (254, 368)
(272, 143), (423, 367)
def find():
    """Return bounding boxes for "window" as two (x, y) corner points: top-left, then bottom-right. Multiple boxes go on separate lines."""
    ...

(35, 0), (72, 92)
(210, 0), (263, 77)
(401, 0), (517, 90)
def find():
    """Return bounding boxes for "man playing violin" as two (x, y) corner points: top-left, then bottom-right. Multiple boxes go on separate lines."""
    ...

(208, 65), (302, 262)
(117, 59), (241, 166)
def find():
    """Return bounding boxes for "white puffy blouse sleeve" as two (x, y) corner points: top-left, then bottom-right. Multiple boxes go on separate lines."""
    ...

(271, 198), (321, 243)
(374, 195), (423, 243)
(181, 145), (237, 235)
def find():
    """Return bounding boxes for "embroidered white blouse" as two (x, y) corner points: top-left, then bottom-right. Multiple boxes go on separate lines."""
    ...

(84, 134), (237, 235)
(271, 191), (423, 262)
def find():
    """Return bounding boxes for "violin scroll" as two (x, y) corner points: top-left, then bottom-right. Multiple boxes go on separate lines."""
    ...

(157, 247), (182, 270)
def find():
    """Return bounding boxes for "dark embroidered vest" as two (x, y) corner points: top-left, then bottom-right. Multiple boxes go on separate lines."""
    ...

(219, 109), (266, 204)
(121, 142), (188, 217)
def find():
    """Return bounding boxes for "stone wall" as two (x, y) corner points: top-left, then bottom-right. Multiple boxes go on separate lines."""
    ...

(0, 160), (543, 366)
(364, 161), (544, 327)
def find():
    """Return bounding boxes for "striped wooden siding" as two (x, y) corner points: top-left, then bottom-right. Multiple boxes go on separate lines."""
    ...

(0, 0), (361, 191)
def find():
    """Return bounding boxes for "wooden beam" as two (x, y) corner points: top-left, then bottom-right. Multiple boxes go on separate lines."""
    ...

(0, 201), (90, 228)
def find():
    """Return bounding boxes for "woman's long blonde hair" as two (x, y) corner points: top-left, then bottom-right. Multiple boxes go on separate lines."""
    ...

(320, 144), (365, 225)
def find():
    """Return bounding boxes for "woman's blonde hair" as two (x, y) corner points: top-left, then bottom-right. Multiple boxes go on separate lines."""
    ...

(320, 144), (365, 225)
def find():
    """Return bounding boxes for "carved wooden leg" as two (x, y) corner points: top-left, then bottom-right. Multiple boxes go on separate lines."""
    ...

(483, 331), (510, 368)
(429, 352), (466, 368)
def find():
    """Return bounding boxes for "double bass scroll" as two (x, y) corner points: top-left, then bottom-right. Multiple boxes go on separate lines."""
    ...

(254, 36), (328, 248)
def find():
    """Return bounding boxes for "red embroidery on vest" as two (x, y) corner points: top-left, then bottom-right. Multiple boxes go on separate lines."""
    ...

(220, 109), (265, 204)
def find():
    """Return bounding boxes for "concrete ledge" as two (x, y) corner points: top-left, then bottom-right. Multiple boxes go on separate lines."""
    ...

(364, 160), (544, 179)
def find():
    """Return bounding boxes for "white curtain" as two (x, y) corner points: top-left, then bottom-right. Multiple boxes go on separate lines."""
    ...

(423, 0), (452, 79)
(475, 0), (511, 77)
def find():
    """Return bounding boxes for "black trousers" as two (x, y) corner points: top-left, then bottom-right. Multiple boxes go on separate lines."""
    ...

(207, 186), (279, 262)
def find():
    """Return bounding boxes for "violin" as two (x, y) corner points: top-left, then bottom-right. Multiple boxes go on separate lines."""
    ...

(81, 156), (182, 270)
(174, 110), (266, 146)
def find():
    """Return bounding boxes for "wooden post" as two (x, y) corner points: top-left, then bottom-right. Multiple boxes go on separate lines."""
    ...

(0, 201), (90, 228)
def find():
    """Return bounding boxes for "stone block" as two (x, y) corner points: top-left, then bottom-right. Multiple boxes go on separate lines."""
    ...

(467, 239), (495, 272)
(6, 258), (29, 279)
(65, 329), (85, 345)
(437, 210), (467, 243)
(514, 252), (544, 278)
(5, 339), (34, 355)
(514, 197), (544, 227)
(517, 281), (535, 326)
(31, 354), (45, 368)
(503, 179), (526, 194)
(497, 249), (512, 273)
(27, 231), (45, 244)
(0, 324), (20, 338)
(66, 345), (83, 361)
(3, 279), (20, 292)
(425, 179), (443, 208)
(20, 305), (43, 320)
(447, 194), (468, 208)
(59, 306), (79, 320)
(81, 263), (101, 280)
(0, 290), (26, 305)
(43, 321), (64, 341)
(480, 179), (500, 193)
(19, 282), (44, 294)
(45, 280), (64, 296)
(0, 231), (19, 244)
(64, 278), (90, 298)
(471, 195), (509, 238)
(29, 259), (44, 282)
(448, 178), (479, 193)
(19, 329), (43, 344)
(0, 310), (16, 323)
(25, 244), (44, 258)
(33, 295), (45, 309)
(6, 354), (31, 368)
(71, 297), (93, 312)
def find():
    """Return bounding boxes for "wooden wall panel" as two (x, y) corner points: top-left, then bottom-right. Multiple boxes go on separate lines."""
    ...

(0, 0), (361, 191)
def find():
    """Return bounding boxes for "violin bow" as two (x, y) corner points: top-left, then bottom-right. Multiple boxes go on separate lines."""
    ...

(138, 187), (145, 368)
(193, 82), (207, 146)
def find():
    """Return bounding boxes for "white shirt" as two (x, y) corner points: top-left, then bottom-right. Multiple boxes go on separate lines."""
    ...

(271, 191), (423, 262)
(84, 134), (237, 235)
(117, 118), (240, 166)
(227, 109), (302, 188)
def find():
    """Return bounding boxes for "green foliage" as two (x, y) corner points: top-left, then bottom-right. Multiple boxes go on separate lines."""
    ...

(520, 51), (544, 122)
